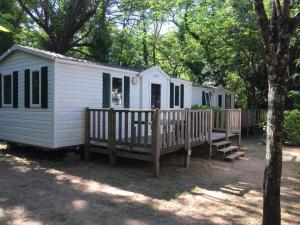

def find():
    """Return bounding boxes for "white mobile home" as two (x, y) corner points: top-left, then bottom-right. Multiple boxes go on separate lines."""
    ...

(192, 84), (234, 109)
(0, 45), (192, 149)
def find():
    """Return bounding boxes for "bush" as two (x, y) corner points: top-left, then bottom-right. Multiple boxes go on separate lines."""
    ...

(192, 104), (209, 109)
(191, 104), (221, 110)
(284, 109), (300, 145)
(256, 109), (300, 145)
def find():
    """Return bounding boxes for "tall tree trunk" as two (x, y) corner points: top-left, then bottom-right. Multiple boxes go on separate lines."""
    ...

(252, 1), (300, 224)
(263, 65), (283, 225)
(263, 39), (289, 225)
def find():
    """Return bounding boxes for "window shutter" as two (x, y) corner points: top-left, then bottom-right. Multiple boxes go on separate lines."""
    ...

(41, 67), (48, 108)
(170, 82), (174, 108)
(0, 73), (2, 108)
(180, 84), (184, 108)
(202, 91), (206, 105)
(124, 76), (130, 108)
(103, 73), (111, 108)
(13, 71), (18, 108)
(24, 69), (30, 108)
(218, 95), (222, 107)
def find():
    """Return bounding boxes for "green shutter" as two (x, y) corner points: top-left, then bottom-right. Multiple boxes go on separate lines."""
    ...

(103, 73), (111, 108)
(0, 74), (2, 108)
(170, 82), (174, 108)
(218, 95), (222, 107)
(13, 71), (18, 108)
(24, 69), (30, 108)
(41, 67), (48, 108)
(124, 76), (130, 108)
(202, 91), (206, 105)
(180, 84), (184, 108)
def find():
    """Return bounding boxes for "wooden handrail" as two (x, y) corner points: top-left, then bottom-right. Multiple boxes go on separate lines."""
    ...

(85, 107), (242, 175)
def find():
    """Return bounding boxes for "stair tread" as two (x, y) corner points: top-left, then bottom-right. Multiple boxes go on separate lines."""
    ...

(217, 145), (238, 153)
(226, 151), (245, 160)
(213, 141), (231, 147)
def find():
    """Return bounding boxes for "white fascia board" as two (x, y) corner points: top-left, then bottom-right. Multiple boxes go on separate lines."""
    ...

(0, 44), (55, 62)
(170, 77), (192, 84)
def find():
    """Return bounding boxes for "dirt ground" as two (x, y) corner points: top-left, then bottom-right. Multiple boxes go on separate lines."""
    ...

(0, 136), (299, 225)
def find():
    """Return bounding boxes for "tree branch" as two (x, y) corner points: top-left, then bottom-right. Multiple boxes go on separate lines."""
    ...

(282, 0), (291, 17)
(17, 0), (56, 41)
(275, 0), (283, 19)
(253, 0), (270, 47)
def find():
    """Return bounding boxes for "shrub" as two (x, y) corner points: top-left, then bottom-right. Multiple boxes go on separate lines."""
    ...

(284, 109), (300, 145)
(256, 109), (300, 145)
(191, 104), (221, 110)
(192, 104), (210, 109)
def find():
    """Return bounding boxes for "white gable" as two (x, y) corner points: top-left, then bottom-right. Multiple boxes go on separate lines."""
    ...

(139, 66), (171, 80)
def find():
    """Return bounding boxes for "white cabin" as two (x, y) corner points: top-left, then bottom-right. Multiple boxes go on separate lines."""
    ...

(0, 45), (193, 149)
(192, 84), (234, 109)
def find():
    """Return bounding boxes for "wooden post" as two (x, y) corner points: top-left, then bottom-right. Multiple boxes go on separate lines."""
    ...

(225, 109), (229, 141)
(108, 108), (116, 166)
(84, 107), (91, 160)
(246, 110), (250, 137)
(238, 108), (242, 149)
(184, 108), (191, 168)
(209, 109), (213, 158)
(152, 108), (161, 177)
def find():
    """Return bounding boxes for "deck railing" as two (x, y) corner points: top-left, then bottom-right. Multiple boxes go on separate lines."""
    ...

(85, 108), (241, 176)
(213, 109), (241, 142)
(241, 109), (267, 135)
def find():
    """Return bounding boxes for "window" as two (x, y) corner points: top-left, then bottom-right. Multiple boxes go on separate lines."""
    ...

(175, 85), (180, 106)
(31, 71), (41, 107)
(112, 77), (123, 107)
(2, 74), (12, 106)
(218, 95), (222, 107)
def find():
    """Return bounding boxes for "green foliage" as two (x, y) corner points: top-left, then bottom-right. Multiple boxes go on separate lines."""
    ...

(225, 72), (247, 108)
(191, 104), (210, 109)
(259, 110), (300, 145)
(284, 110), (300, 145)
(288, 91), (300, 109)
(0, 0), (294, 111)
(191, 104), (220, 110)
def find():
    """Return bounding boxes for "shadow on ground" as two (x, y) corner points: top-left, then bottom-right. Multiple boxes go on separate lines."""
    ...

(0, 136), (299, 225)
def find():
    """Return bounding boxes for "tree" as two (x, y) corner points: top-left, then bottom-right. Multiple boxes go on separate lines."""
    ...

(17, 0), (100, 54)
(0, 1), (26, 55)
(253, 1), (300, 224)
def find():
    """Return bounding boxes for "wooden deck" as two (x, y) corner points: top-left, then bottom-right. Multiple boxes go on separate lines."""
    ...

(85, 108), (242, 177)
(241, 109), (266, 136)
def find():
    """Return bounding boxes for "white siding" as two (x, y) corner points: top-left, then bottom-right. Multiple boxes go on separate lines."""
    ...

(213, 86), (227, 109)
(171, 78), (192, 108)
(0, 51), (55, 147)
(140, 69), (170, 109)
(192, 86), (213, 106)
(54, 61), (139, 148)
(140, 67), (192, 109)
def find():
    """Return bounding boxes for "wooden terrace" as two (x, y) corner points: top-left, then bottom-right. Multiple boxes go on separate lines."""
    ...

(241, 109), (267, 136)
(85, 108), (242, 177)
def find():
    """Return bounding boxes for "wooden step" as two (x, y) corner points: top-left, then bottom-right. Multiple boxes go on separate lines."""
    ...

(213, 141), (231, 147)
(217, 145), (238, 154)
(225, 151), (245, 161)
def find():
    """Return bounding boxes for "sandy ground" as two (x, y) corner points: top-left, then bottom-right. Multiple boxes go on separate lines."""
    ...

(0, 136), (299, 225)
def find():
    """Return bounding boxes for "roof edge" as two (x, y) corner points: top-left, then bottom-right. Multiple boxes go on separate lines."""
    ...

(0, 44), (55, 62)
